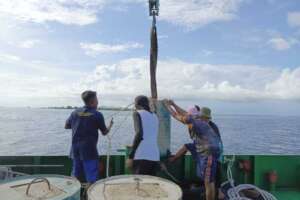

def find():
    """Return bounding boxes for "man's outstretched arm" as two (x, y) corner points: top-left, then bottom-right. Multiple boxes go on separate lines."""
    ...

(101, 118), (114, 136)
(169, 100), (187, 115)
(65, 114), (72, 129)
(163, 100), (187, 124)
(96, 112), (114, 136)
(169, 145), (188, 163)
(64, 122), (71, 129)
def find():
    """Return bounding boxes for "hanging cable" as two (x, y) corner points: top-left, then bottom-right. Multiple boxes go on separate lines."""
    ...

(159, 162), (180, 183)
(105, 103), (134, 178)
(105, 103), (134, 119)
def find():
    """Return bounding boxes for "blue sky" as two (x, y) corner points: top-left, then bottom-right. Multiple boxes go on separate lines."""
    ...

(0, 0), (300, 115)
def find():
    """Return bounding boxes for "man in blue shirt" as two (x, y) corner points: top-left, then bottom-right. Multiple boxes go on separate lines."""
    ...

(65, 90), (113, 184)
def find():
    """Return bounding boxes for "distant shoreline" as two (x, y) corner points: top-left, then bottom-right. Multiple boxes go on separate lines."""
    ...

(1, 107), (299, 117)
(41, 106), (133, 111)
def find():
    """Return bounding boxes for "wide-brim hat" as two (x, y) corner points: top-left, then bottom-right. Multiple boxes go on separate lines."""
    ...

(200, 107), (212, 119)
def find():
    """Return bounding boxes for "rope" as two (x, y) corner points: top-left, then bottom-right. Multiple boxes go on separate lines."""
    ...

(224, 156), (277, 200)
(159, 162), (180, 183)
(105, 103), (134, 119)
(103, 102), (178, 181)
(105, 103), (134, 178)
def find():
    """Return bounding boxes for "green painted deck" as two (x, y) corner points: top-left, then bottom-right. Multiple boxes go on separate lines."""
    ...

(272, 191), (300, 200)
(1, 154), (300, 199)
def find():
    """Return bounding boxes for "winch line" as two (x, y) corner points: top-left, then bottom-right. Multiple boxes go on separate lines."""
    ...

(105, 102), (134, 178)
(159, 162), (180, 183)
(105, 102), (134, 119)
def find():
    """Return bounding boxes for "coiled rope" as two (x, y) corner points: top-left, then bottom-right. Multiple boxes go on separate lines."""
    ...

(224, 156), (277, 200)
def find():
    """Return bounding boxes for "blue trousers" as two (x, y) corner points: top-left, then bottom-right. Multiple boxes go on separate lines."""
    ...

(72, 159), (99, 183)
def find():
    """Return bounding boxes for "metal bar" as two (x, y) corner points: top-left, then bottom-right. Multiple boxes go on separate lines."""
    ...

(26, 177), (51, 195)
(10, 180), (45, 188)
(0, 165), (64, 168)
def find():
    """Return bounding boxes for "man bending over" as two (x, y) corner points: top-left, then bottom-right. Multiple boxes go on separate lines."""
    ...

(164, 100), (221, 200)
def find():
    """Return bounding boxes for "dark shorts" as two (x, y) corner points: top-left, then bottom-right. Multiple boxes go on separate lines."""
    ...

(185, 143), (218, 183)
(72, 159), (99, 183)
(133, 159), (159, 176)
(197, 155), (218, 183)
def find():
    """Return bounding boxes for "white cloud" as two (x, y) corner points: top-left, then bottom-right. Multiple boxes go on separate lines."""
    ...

(80, 42), (143, 55)
(201, 49), (214, 56)
(0, 60), (85, 102)
(268, 37), (298, 51)
(18, 39), (41, 49)
(287, 12), (300, 28)
(116, 0), (246, 29)
(0, 53), (21, 62)
(0, 73), (63, 98)
(1, 58), (300, 105)
(158, 0), (244, 29)
(268, 37), (290, 50)
(0, 0), (107, 26)
(77, 58), (300, 101)
(0, 0), (245, 28)
(266, 68), (300, 100)
(158, 35), (169, 39)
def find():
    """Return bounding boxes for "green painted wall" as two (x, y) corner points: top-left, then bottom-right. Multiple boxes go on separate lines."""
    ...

(254, 155), (300, 190)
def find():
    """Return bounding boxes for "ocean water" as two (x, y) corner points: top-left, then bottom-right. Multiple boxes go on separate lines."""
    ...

(0, 107), (299, 155)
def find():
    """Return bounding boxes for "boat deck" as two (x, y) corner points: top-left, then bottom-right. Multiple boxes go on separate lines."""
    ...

(272, 190), (300, 200)
(1, 154), (300, 199)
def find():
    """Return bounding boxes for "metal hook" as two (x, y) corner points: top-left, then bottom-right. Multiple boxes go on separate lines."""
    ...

(149, 0), (159, 16)
(26, 177), (51, 196)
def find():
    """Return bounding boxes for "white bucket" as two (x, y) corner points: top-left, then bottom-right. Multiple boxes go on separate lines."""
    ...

(0, 174), (81, 200)
(88, 175), (182, 200)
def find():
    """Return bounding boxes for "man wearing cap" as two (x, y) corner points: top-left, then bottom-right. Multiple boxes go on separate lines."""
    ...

(65, 90), (113, 184)
(164, 100), (221, 200)
(196, 105), (224, 199)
